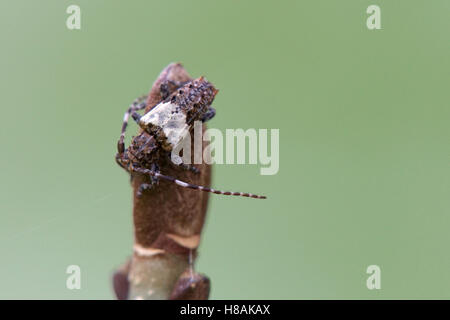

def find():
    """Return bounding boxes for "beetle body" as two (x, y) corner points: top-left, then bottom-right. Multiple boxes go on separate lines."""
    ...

(116, 76), (266, 199)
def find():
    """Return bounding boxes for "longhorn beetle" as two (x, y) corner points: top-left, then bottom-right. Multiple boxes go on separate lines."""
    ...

(116, 77), (266, 199)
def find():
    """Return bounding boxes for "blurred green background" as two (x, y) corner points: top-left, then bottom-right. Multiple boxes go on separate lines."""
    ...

(0, 0), (449, 299)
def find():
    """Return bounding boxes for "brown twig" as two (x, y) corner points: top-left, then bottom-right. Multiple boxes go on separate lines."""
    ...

(112, 63), (212, 300)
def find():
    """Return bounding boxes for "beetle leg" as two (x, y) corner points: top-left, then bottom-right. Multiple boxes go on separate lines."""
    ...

(201, 107), (216, 122)
(135, 163), (160, 197)
(117, 95), (147, 158)
(177, 163), (200, 174)
(137, 183), (153, 198)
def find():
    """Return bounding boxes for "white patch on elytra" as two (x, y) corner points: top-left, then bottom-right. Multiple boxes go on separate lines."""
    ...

(139, 102), (189, 148)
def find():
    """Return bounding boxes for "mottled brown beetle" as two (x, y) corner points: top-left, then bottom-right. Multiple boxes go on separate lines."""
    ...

(116, 77), (266, 199)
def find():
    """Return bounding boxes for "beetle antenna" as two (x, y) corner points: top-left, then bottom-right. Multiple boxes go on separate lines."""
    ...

(131, 165), (266, 199)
